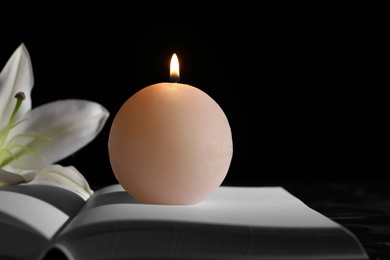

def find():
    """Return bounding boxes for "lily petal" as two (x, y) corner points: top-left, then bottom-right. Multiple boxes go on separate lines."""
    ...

(7, 99), (109, 170)
(0, 43), (33, 129)
(0, 168), (36, 186)
(26, 164), (93, 200)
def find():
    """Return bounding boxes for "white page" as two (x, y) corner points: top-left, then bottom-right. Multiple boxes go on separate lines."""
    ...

(61, 185), (340, 233)
(0, 190), (69, 239)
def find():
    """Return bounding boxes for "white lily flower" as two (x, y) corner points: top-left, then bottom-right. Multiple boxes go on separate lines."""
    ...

(0, 43), (109, 199)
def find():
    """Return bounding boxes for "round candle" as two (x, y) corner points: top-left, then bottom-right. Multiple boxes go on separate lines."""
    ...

(108, 54), (233, 205)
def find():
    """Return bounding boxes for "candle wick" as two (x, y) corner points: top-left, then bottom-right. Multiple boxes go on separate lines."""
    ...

(170, 75), (180, 83)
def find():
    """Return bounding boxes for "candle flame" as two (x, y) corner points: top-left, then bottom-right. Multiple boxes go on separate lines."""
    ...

(170, 53), (180, 82)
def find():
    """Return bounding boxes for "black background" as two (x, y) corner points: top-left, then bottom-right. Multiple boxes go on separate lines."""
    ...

(1, 2), (388, 190)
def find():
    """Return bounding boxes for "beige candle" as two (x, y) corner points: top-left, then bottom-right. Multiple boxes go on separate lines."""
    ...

(108, 54), (233, 205)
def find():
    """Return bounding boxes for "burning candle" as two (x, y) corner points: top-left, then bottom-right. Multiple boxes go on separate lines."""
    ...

(108, 53), (233, 205)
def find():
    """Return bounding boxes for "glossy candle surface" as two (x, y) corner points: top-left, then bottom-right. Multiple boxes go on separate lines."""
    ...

(108, 55), (233, 205)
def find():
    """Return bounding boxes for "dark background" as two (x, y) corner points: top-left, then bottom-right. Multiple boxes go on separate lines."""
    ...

(1, 2), (388, 190)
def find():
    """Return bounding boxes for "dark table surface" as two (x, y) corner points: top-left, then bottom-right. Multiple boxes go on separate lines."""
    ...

(278, 181), (390, 260)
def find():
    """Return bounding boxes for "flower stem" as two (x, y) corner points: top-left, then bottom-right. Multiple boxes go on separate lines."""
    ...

(9, 92), (25, 128)
(0, 92), (25, 167)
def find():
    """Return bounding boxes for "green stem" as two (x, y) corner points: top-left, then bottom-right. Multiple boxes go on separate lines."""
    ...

(0, 92), (25, 167)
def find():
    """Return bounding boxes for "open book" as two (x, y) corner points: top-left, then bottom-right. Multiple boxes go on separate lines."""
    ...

(0, 183), (368, 260)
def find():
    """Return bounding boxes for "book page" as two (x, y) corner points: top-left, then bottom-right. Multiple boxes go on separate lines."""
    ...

(54, 184), (368, 260)
(0, 184), (87, 260)
(50, 184), (368, 260)
(62, 184), (340, 231)
(0, 184), (86, 239)
(0, 190), (68, 240)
